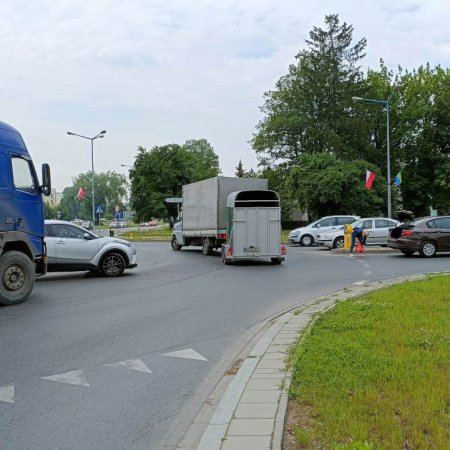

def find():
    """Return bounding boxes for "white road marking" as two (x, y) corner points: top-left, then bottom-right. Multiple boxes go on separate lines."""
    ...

(353, 280), (368, 285)
(105, 359), (152, 374)
(0, 384), (14, 404)
(42, 370), (90, 387)
(162, 348), (208, 361)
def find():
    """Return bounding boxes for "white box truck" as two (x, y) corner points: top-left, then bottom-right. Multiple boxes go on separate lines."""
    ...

(171, 176), (286, 264)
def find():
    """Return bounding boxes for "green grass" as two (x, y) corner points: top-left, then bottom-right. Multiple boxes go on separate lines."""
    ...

(119, 226), (172, 241)
(288, 274), (450, 450)
(120, 227), (292, 242)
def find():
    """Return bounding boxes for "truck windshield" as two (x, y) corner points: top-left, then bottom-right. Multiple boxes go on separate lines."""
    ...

(12, 156), (37, 193)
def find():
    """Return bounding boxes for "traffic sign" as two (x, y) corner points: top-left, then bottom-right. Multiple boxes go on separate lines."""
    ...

(165, 197), (182, 203)
(96, 206), (104, 214)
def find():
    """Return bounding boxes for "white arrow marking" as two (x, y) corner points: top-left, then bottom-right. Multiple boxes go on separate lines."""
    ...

(105, 359), (152, 374)
(162, 348), (208, 361)
(42, 370), (90, 387)
(0, 384), (14, 404)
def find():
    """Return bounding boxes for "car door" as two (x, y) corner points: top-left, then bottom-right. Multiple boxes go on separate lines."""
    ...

(432, 217), (450, 251)
(313, 217), (337, 238)
(374, 219), (397, 245)
(52, 223), (99, 266)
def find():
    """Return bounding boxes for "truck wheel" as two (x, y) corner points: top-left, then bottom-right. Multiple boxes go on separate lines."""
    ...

(171, 236), (182, 251)
(202, 238), (213, 256)
(271, 258), (282, 265)
(0, 251), (35, 306)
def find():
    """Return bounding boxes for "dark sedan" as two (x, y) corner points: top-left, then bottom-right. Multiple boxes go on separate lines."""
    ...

(388, 215), (450, 257)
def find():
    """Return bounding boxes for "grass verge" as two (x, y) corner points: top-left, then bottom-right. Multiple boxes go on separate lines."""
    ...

(286, 274), (450, 450)
(120, 228), (293, 243)
(119, 227), (172, 241)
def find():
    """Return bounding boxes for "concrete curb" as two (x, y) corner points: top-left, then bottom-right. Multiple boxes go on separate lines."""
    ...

(196, 272), (440, 450)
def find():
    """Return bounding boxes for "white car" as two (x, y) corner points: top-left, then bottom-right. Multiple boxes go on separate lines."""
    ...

(44, 220), (137, 276)
(288, 215), (359, 246)
(316, 217), (398, 249)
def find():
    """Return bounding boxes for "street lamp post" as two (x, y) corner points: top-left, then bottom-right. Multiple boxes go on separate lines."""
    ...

(67, 130), (107, 230)
(352, 94), (394, 218)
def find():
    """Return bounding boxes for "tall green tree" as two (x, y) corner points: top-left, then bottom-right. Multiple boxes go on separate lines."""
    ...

(252, 14), (367, 166)
(58, 171), (128, 221)
(396, 65), (450, 216)
(287, 153), (386, 219)
(130, 140), (220, 221)
(235, 160), (245, 177)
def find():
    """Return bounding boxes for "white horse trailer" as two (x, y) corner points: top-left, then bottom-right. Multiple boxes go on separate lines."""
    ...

(222, 190), (286, 264)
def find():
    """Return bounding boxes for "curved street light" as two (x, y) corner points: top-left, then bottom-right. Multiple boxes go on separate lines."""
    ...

(67, 130), (107, 229)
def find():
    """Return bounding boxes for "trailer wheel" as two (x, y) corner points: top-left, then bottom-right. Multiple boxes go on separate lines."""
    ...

(271, 258), (282, 265)
(0, 251), (35, 306)
(202, 238), (213, 255)
(171, 236), (182, 251)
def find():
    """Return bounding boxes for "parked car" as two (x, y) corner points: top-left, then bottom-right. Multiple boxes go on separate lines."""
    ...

(288, 215), (359, 246)
(317, 217), (398, 249)
(109, 220), (128, 229)
(81, 220), (94, 231)
(388, 213), (450, 257)
(44, 220), (137, 276)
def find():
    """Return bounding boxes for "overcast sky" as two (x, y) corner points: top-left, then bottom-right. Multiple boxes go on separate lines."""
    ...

(1, 0), (449, 191)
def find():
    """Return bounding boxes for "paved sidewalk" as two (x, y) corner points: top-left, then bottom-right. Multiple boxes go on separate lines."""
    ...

(196, 274), (427, 450)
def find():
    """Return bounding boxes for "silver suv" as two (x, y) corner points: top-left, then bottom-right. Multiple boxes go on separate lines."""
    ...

(288, 215), (359, 246)
(44, 220), (137, 276)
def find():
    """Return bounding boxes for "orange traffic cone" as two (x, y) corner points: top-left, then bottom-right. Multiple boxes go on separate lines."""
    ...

(355, 241), (365, 254)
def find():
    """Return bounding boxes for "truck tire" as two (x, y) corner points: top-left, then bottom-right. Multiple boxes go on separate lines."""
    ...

(202, 238), (213, 256)
(171, 236), (182, 251)
(0, 251), (35, 306)
(271, 258), (282, 265)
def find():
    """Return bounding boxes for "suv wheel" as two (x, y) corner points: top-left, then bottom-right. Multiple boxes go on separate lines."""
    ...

(101, 252), (126, 277)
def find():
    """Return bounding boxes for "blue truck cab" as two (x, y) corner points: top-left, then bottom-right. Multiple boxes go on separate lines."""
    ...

(0, 121), (51, 305)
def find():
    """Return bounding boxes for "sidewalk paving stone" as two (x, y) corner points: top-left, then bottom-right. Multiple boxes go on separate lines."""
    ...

(221, 435), (271, 450)
(227, 418), (274, 436)
(234, 403), (278, 419)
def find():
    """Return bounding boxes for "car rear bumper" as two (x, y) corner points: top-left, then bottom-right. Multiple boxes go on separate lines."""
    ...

(387, 239), (420, 252)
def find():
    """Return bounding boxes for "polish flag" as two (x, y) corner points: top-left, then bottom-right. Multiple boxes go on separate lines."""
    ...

(366, 170), (376, 190)
(77, 187), (86, 199)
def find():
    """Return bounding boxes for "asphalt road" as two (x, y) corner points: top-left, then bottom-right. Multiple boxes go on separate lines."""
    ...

(1, 243), (449, 449)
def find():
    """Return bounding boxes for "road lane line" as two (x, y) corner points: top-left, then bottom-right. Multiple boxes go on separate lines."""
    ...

(105, 359), (152, 374)
(42, 370), (90, 387)
(162, 348), (208, 361)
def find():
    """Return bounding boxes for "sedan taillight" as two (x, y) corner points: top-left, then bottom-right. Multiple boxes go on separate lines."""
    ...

(400, 230), (413, 237)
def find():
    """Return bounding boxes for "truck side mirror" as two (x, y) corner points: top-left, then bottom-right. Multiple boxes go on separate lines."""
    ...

(40, 163), (51, 196)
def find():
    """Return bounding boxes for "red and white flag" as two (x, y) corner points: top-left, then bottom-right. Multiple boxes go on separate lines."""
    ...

(365, 170), (376, 190)
(77, 187), (86, 199)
